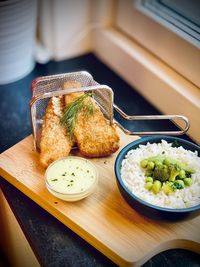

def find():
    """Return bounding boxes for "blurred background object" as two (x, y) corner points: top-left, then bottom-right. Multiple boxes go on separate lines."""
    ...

(36, 0), (93, 62)
(0, 0), (37, 85)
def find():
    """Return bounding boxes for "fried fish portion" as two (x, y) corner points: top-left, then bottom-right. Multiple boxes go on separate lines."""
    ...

(63, 81), (83, 103)
(74, 98), (120, 157)
(39, 96), (72, 167)
(63, 81), (120, 157)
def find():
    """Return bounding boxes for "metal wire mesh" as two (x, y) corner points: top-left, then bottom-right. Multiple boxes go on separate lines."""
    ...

(30, 71), (189, 151)
(30, 71), (114, 150)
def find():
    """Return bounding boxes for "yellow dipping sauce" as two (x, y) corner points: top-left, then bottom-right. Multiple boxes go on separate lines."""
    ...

(45, 157), (98, 200)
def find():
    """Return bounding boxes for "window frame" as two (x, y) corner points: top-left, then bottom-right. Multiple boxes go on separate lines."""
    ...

(115, 0), (200, 88)
(92, 0), (200, 144)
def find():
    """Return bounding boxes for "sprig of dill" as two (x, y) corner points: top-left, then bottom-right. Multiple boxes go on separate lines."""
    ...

(60, 92), (94, 137)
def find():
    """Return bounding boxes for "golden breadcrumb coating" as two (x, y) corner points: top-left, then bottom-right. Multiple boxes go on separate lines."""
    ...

(63, 81), (120, 157)
(39, 80), (120, 167)
(39, 96), (72, 167)
(74, 97), (120, 157)
(63, 81), (83, 103)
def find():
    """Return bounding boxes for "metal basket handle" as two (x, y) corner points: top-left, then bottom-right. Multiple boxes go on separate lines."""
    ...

(113, 104), (190, 135)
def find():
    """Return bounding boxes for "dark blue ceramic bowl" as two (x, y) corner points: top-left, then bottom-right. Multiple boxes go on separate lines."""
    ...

(115, 136), (200, 220)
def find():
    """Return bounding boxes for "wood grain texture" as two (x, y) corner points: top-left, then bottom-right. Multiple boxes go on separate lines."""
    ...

(0, 190), (40, 267)
(0, 130), (200, 267)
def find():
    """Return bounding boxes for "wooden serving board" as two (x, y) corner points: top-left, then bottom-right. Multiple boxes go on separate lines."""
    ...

(0, 129), (200, 267)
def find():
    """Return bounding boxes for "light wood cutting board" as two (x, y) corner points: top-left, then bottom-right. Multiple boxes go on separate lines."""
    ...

(0, 129), (200, 267)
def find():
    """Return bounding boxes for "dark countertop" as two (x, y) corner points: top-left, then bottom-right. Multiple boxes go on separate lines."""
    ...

(0, 53), (200, 267)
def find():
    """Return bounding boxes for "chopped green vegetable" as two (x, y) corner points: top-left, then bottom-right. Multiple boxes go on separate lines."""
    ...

(145, 182), (153, 190)
(185, 171), (192, 178)
(163, 157), (194, 174)
(173, 180), (185, 189)
(140, 159), (148, 168)
(184, 178), (193, 187)
(168, 163), (181, 182)
(145, 170), (153, 177)
(147, 155), (165, 162)
(153, 164), (170, 182)
(162, 182), (174, 194)
(179, 169), (186, 179)
(152, 180), (162, 194)
(147, 161), (155, 170)
(145, 177), (153, 183)
(171, 140), (179, 147)
(140, 155), (194, 195)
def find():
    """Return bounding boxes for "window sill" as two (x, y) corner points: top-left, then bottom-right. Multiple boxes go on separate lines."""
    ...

(93, 27), (200, 144)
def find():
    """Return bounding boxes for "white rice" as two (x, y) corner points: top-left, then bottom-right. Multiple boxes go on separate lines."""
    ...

(121, 140), (200, 209)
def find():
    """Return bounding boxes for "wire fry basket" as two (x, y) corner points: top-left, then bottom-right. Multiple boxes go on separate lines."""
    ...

(30, 71), (189, 151)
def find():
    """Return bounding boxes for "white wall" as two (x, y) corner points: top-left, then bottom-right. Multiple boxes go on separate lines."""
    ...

(38, 0), (92, 60)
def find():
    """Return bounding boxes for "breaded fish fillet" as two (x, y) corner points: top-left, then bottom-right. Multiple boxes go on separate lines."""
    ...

(63, 82), (120, 157)
(74, 97), (120, 157)
(39, 96), (72, 167)
(63, 81), (84, 103)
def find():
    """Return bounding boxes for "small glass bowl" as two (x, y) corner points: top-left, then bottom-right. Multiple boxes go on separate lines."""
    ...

(45, 156), (98, 202)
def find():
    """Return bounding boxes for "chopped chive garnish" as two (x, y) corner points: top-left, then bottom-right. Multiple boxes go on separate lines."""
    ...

(51, 179), (58, 181)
